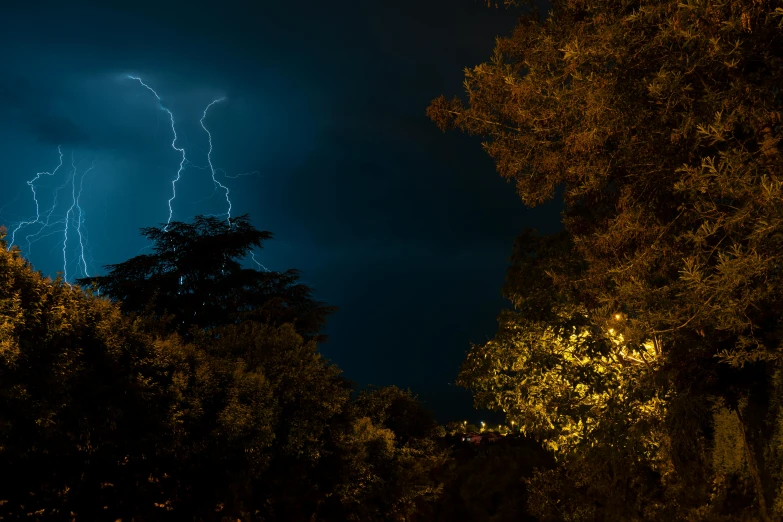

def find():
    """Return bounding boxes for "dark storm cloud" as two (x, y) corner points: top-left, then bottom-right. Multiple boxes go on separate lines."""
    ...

(0, 0), (561, 423)
(0, 76), (90, 146)
(272, 122), (552, 257)
(33, 116), (89, 146)
(0, 76), (28, 110)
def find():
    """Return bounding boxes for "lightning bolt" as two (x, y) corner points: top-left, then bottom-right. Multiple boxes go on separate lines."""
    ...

(200, 97), (233, 222)
(4, 147), (96, 283)
(198, 98), (269, 270)
(63, 152), (77, 282)
(249, 251), (271, 272)
(8, 146), (65, 250)
(75, 161), (96, 279)
(126, 75), (186, 229)
(22, 163), (71, 255)
(63, 155), (95, 281)
(2, 76), (269, 283)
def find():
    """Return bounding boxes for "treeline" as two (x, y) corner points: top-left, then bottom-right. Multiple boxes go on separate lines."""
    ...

(428, 0), (783, 520)
(0, 216), (453, 521)
(1, 216), (552, 521)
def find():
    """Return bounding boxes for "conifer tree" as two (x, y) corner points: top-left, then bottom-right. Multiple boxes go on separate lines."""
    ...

(78, 215), (335, 341)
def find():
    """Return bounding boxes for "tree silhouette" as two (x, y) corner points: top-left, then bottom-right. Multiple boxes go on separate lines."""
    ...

(78, 214), (335, 341)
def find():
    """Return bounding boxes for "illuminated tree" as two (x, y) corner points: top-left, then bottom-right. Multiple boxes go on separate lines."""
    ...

(431, 0), (783, 519)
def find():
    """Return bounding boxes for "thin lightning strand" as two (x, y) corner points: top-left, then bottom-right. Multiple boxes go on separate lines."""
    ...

(75, 160), (96, 279)
(187, 169), (261, 206)
(62, 152), (78, 283)
(8, 146), (65, 250)
(200, 97), (231, 222)
(250, 251), (270, 272)
(6, 147), (96, 283)
(23, 166), (71, 254)
(126, 75), (186, 229)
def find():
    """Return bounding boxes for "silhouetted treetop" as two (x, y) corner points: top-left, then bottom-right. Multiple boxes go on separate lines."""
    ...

(78, 214), (335, 340)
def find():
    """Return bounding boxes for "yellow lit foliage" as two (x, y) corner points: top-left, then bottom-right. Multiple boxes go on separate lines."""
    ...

(460, 310), (665, 459)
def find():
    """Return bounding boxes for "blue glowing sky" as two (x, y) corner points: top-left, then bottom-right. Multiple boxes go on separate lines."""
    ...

(0, 0), (560, 422)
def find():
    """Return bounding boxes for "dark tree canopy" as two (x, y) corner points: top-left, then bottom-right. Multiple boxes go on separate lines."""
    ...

(1, 227), (185, 520)
(1, 225), (449, 521)
(78, 215), (335, 340)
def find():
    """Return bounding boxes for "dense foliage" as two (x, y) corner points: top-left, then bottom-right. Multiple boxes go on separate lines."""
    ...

(1, 226), (185, 520)
(430, 0), (783, 519)
(0, 223), (448, 521)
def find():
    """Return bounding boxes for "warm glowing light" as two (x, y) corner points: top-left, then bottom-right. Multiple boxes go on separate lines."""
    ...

(614, 313), (622, 320)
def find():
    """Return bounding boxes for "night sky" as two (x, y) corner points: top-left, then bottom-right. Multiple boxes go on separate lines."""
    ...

(0, 0), (560, 423)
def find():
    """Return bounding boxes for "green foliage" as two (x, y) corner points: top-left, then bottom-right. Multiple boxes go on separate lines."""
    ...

(430, 0), (783, 519)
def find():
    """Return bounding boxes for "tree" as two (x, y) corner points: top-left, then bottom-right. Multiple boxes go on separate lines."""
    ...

(0, 227), (282, 521)
(430, 0), (783, 519)
(327, 386), (448, 522)
(196, 320), (353, 521)
(458, 232), (676, 519)
(2, 219), (452, 521)
(1, 227), (174, 519)
(428, 435), (553, 522)
(73, 214), (353, 520)
(66, 214), (451, 521)
(78, 215), (335, 341)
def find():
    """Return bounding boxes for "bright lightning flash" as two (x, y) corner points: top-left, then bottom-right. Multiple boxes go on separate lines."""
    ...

(5, 147), (96, 283)
(2, 76), (269, 282)
(200, 97), (233, 222)
(126, 75), (187, 229)
(8, 146), (64, 250)
(63, 154), (96, 281)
